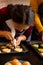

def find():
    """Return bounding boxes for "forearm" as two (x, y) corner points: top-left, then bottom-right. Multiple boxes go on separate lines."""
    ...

(16, 35), (27, 42)
(20, 35), (26, 41)
(0, 30), (14, 41)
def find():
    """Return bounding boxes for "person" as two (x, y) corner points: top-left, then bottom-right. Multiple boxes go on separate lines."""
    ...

(30, 0), (43, 41)
(0, 4), (34, 46)
(37, 2), (43, 41)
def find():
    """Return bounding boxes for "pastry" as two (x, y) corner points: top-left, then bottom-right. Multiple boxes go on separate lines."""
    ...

(38, 48), (43, 53)
(40, 53), (43, 56)
(14, 47), (23, 52)
(1, 46), (6, 48)
(2, 48), (11, 53)
(6, 44), (12, 47)
(32, 44), (39, 48)
(40, 44), (43, 48)
(11, 59), (22, 65)
(22, 61), (31, 65)
(0, 51), (1, 53)
(6, 62), (12, 65)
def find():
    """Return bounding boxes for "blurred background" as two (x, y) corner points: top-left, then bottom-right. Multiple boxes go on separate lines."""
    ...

(0, 0), (30, 8)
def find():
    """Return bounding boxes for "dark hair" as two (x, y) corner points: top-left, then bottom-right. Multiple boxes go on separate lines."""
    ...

(7, 4), (34, 25)
(7, 4), (14, 18)
(12, 5), (30, 24)
(38, 2), (43, 16)
(12, 5), (25, 24)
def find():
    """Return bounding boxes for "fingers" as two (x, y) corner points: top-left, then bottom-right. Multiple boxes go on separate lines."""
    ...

(4, 31), (21, 46)
(4, 31), (14, 41)
(16, 40), (20, 46)
(7, 33), (13, 41)
(11, 39), (16, 46)
(9, 32), (14, 41)
(11, 40), (15, 46)
(11, 39), (20, 46)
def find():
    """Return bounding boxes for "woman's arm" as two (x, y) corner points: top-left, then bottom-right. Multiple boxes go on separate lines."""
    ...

(0, 30), (14, 41)
(0, 30), (5, 37)
(15, 26), (33, 46)
(15, 35), (26, 46)
(16, 35), (26, 41)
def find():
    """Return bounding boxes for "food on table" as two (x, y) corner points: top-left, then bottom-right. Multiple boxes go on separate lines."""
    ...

(1, 46), (7, 48)
(14, 47), (23, 52)
(16, 46), (20, 48)
(32, 44), (39, 48)
(40, 53), (43, 56)
(0, 43), (23, 53)
(6, 44), (14, 49)
(38, 48), (43, 53)
(12, 59), (19, 62)
(0, 51), (1, 53)
(10, 46), (14, 49)
(40, 44), (43, 47)
(11, 59), (22, 65)
(6, 62), (12, 65)
(2, 48), (11, 53)
(22, 61), (31, 65)
(6, 44), (12, 47)
(5, 58), (31, 65)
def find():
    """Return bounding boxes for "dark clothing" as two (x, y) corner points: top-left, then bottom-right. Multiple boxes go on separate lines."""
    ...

(31, 26), (40, 41)
(15, 26), (33, 40)
(39, 16), (43, 25)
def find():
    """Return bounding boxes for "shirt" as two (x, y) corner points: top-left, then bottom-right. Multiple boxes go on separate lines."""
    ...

(30, 0), (43, 33)
(6, 19), (33, 41)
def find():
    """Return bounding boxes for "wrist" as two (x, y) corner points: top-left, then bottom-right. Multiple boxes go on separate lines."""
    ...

(19, 35), (26, 41)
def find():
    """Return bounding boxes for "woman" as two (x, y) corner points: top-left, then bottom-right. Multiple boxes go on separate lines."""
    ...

(30, 0), (43, 41)
(0, 4), (34, 46)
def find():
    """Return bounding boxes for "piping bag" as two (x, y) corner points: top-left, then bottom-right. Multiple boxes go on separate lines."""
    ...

(11, 30), (16, 47)
(6, 20), (16, 47)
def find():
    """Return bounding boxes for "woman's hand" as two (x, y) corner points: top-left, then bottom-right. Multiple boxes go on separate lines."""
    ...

(16, 36), (22, 46)
(3, 31), (14, 41)
(16, 35), (26, 46)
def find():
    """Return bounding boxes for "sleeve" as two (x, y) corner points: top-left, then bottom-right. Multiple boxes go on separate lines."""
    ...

(34, 13), (43, 33)
(23, 26), (33, 40)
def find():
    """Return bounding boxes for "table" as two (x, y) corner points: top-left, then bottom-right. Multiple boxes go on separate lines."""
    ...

(0, 42), (43, 65)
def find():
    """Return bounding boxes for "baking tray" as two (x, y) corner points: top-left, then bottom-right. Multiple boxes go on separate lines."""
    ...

(0, 42), (29, 54)
(28, 41), (43, 58)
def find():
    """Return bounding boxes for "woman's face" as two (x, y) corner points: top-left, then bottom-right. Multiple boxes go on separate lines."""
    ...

(14, 22), (29, 31)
